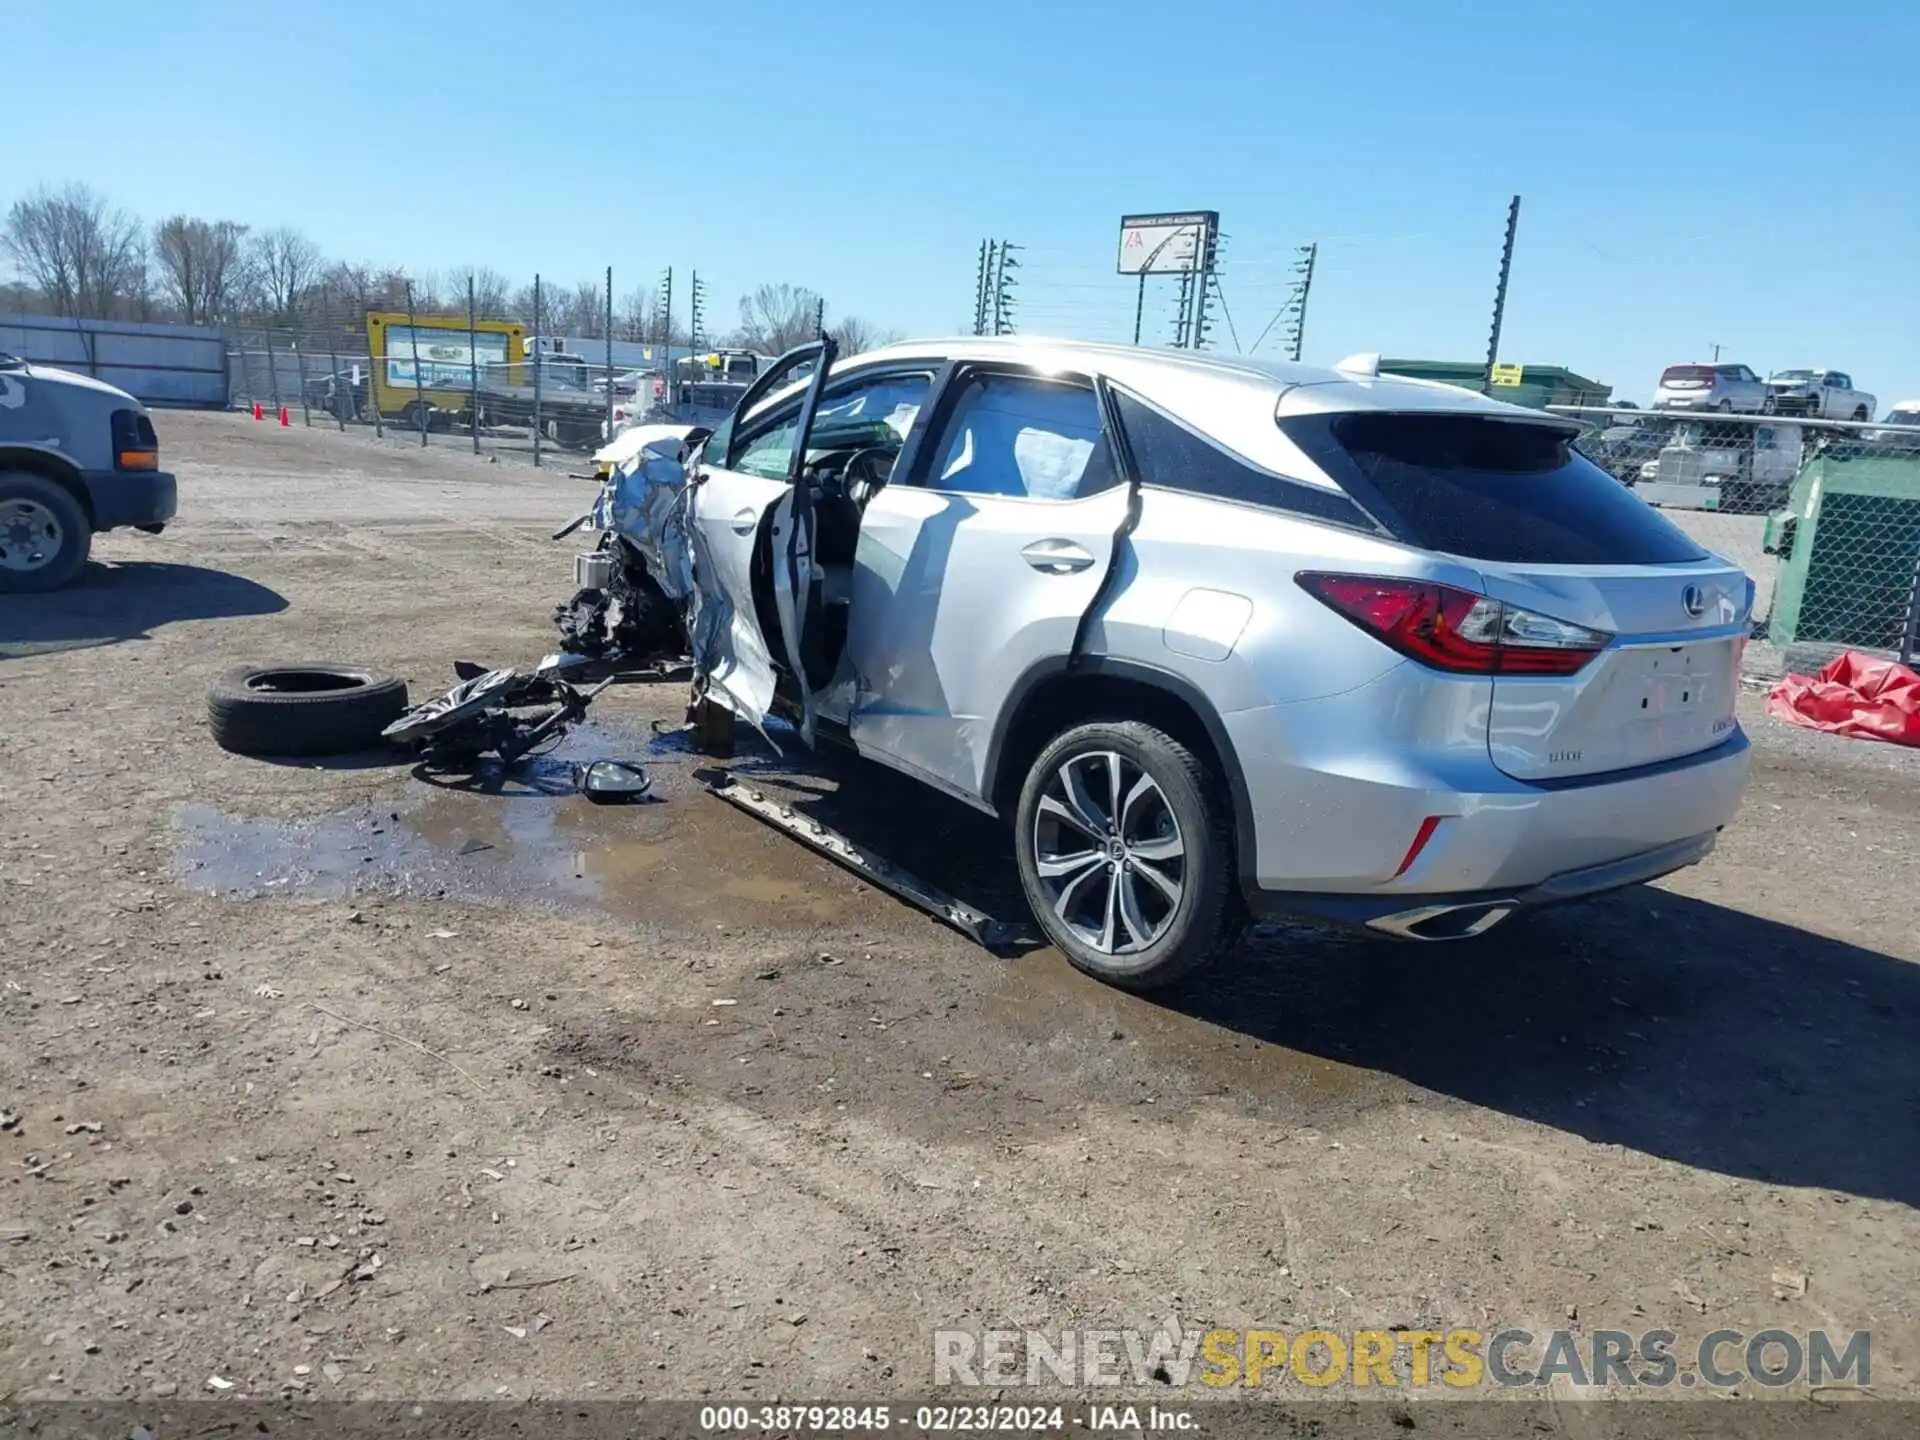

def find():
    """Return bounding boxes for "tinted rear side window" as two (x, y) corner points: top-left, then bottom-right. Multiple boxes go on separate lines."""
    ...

(1110, 387), (1376, 530)
(1281, 412), (1708, 565)
(1662, 365), (1715, 383)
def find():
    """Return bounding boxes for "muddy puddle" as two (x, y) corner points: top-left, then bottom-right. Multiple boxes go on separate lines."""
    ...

(173, 717), (914, 934)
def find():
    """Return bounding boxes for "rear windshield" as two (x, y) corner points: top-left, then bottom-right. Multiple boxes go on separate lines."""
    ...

(1280, 412), (1708, 566)
(1661, 365), (1715, 383)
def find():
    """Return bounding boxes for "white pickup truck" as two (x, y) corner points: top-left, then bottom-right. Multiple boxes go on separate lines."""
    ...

(1763, 369), (1875, 421)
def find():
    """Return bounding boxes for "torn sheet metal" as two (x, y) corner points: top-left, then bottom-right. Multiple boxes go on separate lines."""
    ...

(703, 773), (1039, 953)
(593, 424), (701, 601)
(590, 424), (772, 744)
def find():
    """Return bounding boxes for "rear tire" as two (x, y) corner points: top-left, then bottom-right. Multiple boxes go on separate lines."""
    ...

(1854, 406), (1870, 422)
(0, 471), (91, 594)
(1014, 720), (1239, 991)
(208, 664), (409, 757)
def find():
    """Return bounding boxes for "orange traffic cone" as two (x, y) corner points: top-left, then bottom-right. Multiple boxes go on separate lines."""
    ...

(252, 402), (263, 420)
(278, 406), (290, 427)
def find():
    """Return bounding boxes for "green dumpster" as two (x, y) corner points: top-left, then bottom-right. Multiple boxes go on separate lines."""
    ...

(1764, 451), (1920, 657)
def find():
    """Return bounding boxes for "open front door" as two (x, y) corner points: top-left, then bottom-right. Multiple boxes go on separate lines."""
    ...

(685, 338), (838, 739)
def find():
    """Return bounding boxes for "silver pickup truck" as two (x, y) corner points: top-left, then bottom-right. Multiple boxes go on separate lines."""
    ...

(1763, 368), (1876, 421)
(0, 354), (177, 592)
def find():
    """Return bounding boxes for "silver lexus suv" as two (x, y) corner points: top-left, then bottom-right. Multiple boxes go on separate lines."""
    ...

(612, 336), (1754, 990)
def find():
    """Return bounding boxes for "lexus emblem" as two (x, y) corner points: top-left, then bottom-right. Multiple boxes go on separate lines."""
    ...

(1682, 583), (1707, 618)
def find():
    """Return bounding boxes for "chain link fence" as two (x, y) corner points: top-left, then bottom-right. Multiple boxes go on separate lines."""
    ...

(223, 295), (1920, 684)
(226, 269), (716, 471)
(1558, 407), (1920, 679)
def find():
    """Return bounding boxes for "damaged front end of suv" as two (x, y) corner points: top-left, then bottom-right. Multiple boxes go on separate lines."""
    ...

(546, 423), (708, 680)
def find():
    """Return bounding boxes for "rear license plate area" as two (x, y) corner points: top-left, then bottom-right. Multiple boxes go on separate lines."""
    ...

(1625, 642), (1733, 729)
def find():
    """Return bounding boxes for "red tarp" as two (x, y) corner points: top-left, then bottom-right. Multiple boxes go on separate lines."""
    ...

(1766, 650), (1920, 746)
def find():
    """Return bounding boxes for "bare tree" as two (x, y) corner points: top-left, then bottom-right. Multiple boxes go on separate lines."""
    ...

(2, 184), (147, 318)
(616, 287), (689, 346)
(736, 283), (824, 356)
(828, 316), (899, 356)
(465, 266), (512, 320)
(248, 226), (323, 323)
(315, 260), (377, 324)
(617, 286), (652, 342)
(569, 278), (606, 339)
(152, 216), (248, 324)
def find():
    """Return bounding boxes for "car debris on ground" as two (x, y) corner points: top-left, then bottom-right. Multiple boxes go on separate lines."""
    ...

(381, 664), (616, 768)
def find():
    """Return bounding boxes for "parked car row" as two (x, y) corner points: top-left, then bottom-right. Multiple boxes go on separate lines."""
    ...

(1653, 363), (1877, 420)
(1579, 396), (1920, 517)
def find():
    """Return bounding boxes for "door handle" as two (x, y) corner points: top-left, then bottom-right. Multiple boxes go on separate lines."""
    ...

(731, 507), (758, 534)
(1021, 539), (1095, 574)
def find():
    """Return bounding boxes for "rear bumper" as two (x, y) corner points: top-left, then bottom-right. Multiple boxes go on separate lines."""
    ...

(1252, 830), (1718, 938)
(82, 468), (177, 531)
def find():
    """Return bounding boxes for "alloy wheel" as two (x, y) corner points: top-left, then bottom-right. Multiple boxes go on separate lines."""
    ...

(1031, 750), (1186, 954)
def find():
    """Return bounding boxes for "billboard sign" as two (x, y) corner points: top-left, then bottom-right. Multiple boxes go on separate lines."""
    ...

(1117, 211), (1219, 275)
(383, 326), (510, 390)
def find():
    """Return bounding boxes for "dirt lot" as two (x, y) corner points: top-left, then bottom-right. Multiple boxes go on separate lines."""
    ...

(1, 411), (1916, 1411)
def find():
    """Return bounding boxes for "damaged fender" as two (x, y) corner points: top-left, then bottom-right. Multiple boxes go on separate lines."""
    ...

(593, 423), (702, 600)
(586, 419), (782, 745)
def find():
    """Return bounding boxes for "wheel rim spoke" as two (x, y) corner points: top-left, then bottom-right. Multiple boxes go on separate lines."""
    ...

(1131, 856), (1184, 906)
(1060, 758), (1111, 836)
(1053, 857), (1108, 926)
(1095, 867), (1119, 952)
(1116, 869), (1155, 950)
(1036, 849), (1103, 881)
(1129, 832), (1183, 863)
(1118, 770), (1157, 831)
(1036, 792), (1102, 842)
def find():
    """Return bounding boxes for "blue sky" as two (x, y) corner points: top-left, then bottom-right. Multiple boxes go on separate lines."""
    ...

(5, 0), (1917, 404)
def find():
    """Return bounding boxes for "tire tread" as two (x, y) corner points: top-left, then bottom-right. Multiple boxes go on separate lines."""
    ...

(207, 664), (408, 757)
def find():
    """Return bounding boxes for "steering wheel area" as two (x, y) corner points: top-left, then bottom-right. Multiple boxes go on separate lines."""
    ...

(837, 446), (899, 507)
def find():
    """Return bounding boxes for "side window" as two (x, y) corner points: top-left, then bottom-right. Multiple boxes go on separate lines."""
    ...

(727, 371), (932, 481)
(1832, 373), (1850, 390)
(1110, 386), (1375, 529)
(808, 374), (932, 457)
(732, 413), (801, 479)
(924, 374), (1117, 500)
(1756, 427), (1776, 450)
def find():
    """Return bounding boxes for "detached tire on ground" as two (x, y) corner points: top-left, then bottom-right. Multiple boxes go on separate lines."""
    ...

(0, 471), (91, 594)
(1014, 720), (1240, 991)
(208, 664), (409, 757)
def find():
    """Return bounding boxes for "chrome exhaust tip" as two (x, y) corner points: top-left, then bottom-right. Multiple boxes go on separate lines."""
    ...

(1367, 902), (1514, 941)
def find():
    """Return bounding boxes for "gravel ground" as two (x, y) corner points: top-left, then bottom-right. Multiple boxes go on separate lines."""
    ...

(1, 412), (1916, 1413)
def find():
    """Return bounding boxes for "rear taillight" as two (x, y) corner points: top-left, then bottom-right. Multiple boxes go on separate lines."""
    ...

(1297, 573), (1610, 676)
